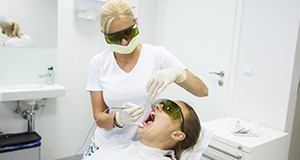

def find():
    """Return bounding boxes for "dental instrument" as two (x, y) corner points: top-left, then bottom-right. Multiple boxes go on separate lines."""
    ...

(74, 108), (110, 156)
(75, 101), (151, 155)
(75, 99), (154, 155)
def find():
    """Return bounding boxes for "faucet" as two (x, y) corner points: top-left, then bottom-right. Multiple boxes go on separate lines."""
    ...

(39, 66), (55, 85)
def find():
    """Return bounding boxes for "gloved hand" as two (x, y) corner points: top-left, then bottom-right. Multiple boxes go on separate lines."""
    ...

(146, 67), (187, 99)
(115, 102), (145, 127)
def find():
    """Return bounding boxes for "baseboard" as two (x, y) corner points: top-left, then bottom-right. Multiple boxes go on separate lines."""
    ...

(54, 154), (82, 160)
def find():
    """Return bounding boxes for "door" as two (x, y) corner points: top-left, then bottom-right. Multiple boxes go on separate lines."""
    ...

(159, 0), (239, 121)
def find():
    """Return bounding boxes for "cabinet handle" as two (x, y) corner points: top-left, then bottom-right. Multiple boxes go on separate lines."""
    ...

(208, 145), (242, 160)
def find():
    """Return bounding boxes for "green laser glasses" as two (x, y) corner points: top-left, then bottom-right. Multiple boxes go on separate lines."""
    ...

(104, 24), (139, 44)
(152, 99), (185, 132)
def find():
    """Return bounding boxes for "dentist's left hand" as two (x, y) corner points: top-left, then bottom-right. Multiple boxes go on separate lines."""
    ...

(147, 67), (187, 99)
(115, 102), (144, 127)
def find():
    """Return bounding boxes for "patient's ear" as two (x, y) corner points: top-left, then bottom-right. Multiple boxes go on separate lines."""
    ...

(171, 131), (186, 142)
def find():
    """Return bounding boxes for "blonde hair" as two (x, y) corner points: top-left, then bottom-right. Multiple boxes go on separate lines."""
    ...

(0, 19), (23, 38)
(99, 0), (134, 33)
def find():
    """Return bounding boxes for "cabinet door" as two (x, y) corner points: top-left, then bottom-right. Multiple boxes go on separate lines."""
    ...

(203, 147), (241, 160)
(0, 146), (40, 160)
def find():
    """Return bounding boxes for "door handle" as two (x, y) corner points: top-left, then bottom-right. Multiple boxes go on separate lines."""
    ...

(209, 71), (225, 86)
(209, 71), (225, 77)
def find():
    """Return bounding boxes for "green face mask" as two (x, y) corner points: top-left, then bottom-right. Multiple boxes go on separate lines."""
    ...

(109, 35), (140, 54)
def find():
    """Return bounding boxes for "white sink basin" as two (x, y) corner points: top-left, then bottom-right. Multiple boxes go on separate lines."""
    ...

(0, 83), (66, 102)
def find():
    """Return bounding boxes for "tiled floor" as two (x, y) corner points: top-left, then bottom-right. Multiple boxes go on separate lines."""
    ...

(54, 155), (82, 160)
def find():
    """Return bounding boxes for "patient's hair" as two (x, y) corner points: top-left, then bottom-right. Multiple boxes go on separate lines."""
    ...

(99, 0), (134, 33)
(174, 101), (201, 160)
(0, 19), (23, 38)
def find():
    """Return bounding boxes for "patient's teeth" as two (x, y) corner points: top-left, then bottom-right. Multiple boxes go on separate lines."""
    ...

(151, 112), (155, 120)
(147, 121), (153, 125)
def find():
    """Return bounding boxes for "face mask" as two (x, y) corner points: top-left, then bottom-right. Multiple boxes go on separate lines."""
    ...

(109, 35), (140, 54)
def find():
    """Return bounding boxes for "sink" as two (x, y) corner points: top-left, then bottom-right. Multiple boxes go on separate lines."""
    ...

(0, 83), (66, 102)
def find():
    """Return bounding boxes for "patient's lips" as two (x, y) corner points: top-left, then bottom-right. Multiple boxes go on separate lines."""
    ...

(142, 110), (156, 127)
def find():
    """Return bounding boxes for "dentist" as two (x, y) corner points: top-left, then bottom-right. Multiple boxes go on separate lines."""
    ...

(84, 0), (208, 159)
(0, 19), (33, 47)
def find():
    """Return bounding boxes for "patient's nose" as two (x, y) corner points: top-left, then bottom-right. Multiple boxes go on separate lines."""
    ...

(155, 104), (164, 112)
(120, 38), (129, 46)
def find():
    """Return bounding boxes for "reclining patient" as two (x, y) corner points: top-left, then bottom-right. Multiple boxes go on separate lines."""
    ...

(86, 99), (201, 160)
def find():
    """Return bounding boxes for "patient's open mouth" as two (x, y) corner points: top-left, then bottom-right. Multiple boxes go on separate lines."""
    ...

(143, 110), (156, 125)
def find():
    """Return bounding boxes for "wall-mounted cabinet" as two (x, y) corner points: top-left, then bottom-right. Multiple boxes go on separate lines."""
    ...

(74, 0), (139, 20)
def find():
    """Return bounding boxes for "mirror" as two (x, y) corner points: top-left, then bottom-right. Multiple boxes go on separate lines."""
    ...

(0, 0), (57, 48)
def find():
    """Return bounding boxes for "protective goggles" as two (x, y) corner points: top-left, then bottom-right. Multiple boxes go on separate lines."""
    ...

(104, 24), (139, 44)
(152, 99), (185, 132)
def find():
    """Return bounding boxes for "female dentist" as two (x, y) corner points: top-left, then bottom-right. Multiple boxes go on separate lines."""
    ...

(84, 0), (208, 158)
(0, 19), (33, 47)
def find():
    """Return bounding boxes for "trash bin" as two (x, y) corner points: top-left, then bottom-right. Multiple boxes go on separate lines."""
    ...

(0, 131), (41, 160)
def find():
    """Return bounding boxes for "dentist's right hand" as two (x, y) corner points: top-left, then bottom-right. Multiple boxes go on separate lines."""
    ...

(115, 102), (144, 127)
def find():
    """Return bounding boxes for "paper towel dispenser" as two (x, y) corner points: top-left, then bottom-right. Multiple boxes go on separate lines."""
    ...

(74, 0), (139, 20)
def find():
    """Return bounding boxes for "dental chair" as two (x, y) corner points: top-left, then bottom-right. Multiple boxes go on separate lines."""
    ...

(180, 127), (214, 160)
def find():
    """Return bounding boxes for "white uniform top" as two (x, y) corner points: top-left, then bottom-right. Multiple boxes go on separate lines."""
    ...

(86, 139), (176, 160)
(4, 34), (33, 47)
(86, 44), (185, 147)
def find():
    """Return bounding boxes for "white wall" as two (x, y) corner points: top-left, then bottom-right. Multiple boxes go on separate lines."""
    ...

(287, 21), (300, 160)
(289, 83), (300, 160)
(231, 0), (300, 131)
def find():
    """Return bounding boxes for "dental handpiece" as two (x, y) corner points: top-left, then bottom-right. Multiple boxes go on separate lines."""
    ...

(110, 106), (146, 110)
(110, 106), (126, 109)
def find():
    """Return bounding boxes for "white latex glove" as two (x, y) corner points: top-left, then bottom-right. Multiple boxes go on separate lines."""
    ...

(115, 102), (145, 127)
(147, 67), (187, 99)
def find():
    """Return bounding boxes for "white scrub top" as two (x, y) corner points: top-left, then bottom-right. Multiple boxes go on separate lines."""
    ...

(86, 139), (176, 160)
(4, 34), (33, 47)
(86, 43), (186, 147)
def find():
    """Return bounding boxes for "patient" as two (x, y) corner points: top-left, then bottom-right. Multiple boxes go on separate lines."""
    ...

(86, 99), (201, 160)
